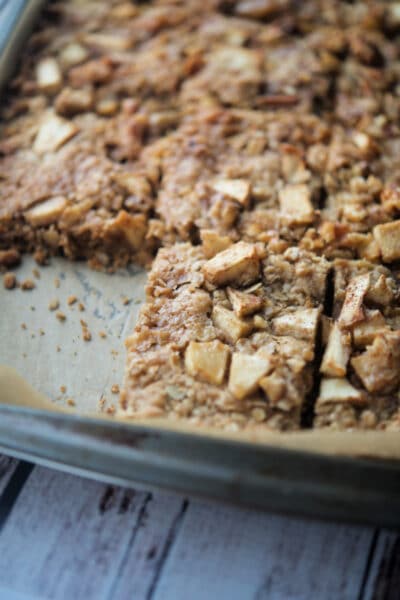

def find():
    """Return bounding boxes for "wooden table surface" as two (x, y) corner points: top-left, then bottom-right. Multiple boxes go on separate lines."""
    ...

(0, 456), (398, 600)
(0, 257), (399, 600)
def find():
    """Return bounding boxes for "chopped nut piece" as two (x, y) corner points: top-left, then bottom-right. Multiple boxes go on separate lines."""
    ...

(367, 274), (394, 306)
(185, 340), (230, 385)
(3, 272), (16, 290)
(67, 295), (77, 306)
(33, 112), (79, 154)
(21, 279), (35, 291)
(279, 184), (314, 225)
(55, 87), (93, 116)
(317, 378), (365, 405)
(105, 211), (147, 250)
(272, 308), (320, 341)
(320, 323), (351, 377)
(374, 221), (400, 262)
(83, 33), (133, 51)
(96, 98), (119, 116)
(235, 0), (290, 18)
(25, 196), (67, 227)
(212, 305), (253, 343)
(110, 3), (138, 18)
(211, 179), (251, 206)
(338, 274), (370, 329)
(228, 353), (271, 400)
(36, 57), (62, 94)
(253, 315), (268, 329)
(227, 287), (263, 317)
(59, 42), (88, 67)
(353, 310), (387, 348)
(56, 311), (66, 322)
(351, 332), (400, 394)
(202, 242), (261, 286)
(200, 230), (232, 259)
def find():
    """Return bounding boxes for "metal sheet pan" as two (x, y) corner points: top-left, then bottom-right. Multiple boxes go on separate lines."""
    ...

(0, 1), (400, 527)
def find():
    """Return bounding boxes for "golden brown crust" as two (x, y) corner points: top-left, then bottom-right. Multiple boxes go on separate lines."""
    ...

(1, 0), (400, 431)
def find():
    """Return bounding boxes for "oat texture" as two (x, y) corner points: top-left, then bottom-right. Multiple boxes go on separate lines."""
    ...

(1, 0), (400, 431)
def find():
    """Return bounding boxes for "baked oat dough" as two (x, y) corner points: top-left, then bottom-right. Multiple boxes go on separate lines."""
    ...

(1, 0), (400, 431)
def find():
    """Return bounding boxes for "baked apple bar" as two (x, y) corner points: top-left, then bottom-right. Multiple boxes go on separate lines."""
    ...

(120, 241), (329, 431)
(314, 258), (400, 430)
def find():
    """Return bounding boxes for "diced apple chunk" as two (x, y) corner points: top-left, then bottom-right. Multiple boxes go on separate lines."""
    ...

(367, 274), (394, 306)
(272, 308), (320, 341)
(202, 242), (261, 286)
(279, 184), (314, 225)
(200, 230), (232, 259)
(227, 287), (263, 317)
(353, 310), (387, 348)
(33, 112), (79, 154)
(212, 305), (253, 343)
(211, 179), (251, 206)
(83, 33), (133, 51)
(228, 353), (271, 400)
(338, 273), (370, 329)
(373, 221), (400, 262)
(36, 58), (62, 94)
(185, 340), (230, 385)
(320, 323), (351, 377)
(25, 196), (67, 227)
(351, 331), (400, 393)
(59, 42), (89, 67)
(317, 378), (365, 405)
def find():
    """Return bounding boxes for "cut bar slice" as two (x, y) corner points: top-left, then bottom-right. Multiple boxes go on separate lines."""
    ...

(314, 259), (400, 431)
(120, 243), (329, 431)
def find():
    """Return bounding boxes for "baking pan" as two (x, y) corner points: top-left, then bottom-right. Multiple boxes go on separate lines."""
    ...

(0, 2), (400, 527)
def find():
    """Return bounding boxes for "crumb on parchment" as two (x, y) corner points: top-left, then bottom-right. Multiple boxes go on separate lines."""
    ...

(21, 278), (35, 290)
(56, 311), (66, 322)
(49, 299), (60, 311)
(3, 272), (16, 290)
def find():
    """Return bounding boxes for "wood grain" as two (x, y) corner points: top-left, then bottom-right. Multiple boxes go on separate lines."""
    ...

(153, 500), (375, 600)
(0, 455), (18, 497)
(0, 466), (150, 599)
(0, 460), (394, 600)
(362, 531), (400, 600)
(111, 494), (186, 600)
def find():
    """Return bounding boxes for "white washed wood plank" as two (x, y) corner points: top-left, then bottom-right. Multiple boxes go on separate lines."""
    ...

(362, 531), (400, 600)
(0, 466), (152, 600)
(0, 256), (146, 413)
(0, 455), (18, 497)
(153, 500), (374, 600)
(0, 587), (43, 600)
(111, 494), (186, 600)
